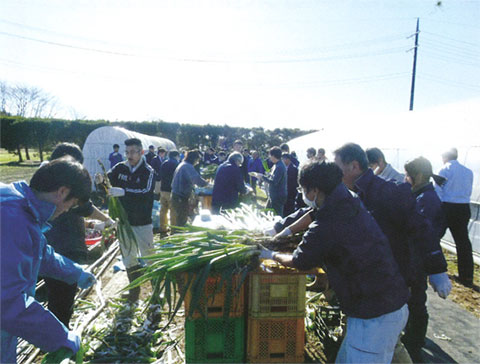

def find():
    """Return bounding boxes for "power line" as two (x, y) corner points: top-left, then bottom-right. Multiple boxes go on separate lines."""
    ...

(421, 30), (480, 48)
(419, 74), (480, 91)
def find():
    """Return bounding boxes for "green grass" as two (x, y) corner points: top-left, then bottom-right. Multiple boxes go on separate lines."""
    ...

(0, 149), (44, 184)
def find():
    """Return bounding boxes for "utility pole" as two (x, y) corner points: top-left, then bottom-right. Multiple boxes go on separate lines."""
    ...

(409, 18), (419, 111)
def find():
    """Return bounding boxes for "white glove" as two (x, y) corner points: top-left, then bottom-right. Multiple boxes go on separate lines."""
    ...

(94, 173), (104, 185)
(93, 221), (106, 231)
(108, 187), (125, 197)
(263, 227), (277, 236)
(275, 228), (292, 239)
(104, 218), (116, 228)
(259, 246), (276, 260)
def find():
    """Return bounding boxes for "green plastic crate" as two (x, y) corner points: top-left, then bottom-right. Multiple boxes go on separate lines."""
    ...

(185, 317), (245, 363)
(248, 272), (306, 318)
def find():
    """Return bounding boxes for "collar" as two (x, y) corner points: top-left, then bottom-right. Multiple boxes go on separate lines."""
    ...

(353, 168), (374, 194)
(412, 182), (434, 196)
(128, 156), (145, 173)
(14, 181), (56, 228)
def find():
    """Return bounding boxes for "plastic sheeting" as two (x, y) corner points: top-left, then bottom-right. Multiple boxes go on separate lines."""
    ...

(287, 98), (480, 253)
(82, 126), (176, 180)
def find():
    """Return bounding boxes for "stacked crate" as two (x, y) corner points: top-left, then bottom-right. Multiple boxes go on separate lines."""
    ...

(246, 270), (306, 363)
(184, 274), (246, 363)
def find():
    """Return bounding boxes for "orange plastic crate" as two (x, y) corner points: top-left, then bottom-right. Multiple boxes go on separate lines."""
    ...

(183, 274), (245, 319)
(247, 317), (305, 363)
(248, 272), (306, 318)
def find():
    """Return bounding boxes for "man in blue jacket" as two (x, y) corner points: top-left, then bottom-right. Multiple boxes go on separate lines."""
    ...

(211, 152), (247, 213)
(0, 158), (96, 363)
(260, 162), (410, 363)
(252, 147), (287, 216)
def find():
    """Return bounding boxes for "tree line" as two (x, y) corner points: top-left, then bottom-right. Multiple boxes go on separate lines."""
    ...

(0, 115), (314, 163)
(0, 81), (314, 162)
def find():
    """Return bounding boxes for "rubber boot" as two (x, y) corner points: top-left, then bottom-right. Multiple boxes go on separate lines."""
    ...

(126, 266), (142, 303)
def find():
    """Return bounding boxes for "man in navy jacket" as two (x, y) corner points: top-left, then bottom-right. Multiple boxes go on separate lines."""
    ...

(212, 152), (247, 213)
(260, 162), (409, 363)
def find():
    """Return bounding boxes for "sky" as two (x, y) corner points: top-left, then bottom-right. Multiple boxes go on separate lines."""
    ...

(1, 0), (479, 131)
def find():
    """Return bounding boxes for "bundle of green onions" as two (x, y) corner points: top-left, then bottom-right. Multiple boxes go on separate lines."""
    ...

(220, 203), (278, 232)
(200, 163), (218, 179)
(126, 226), (263, 324)
(97, 160), (138, 254)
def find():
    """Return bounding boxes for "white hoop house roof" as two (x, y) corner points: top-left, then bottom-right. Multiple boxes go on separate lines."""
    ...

(82, 126), (176, 179)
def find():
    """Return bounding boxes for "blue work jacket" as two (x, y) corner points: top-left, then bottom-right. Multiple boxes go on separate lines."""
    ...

(263, 160), (287, 200)
(0, 182), (84, 363)
(355, 169), (447, 283)
(211, 161), (247, 211)
(292, 183), (410, 319)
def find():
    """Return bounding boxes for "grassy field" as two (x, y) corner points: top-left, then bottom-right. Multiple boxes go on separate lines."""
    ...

(0, 149), (41, 184)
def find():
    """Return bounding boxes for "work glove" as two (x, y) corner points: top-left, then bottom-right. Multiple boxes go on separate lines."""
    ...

(94, 173), (104, 185)
(78, 271), (96, 289)
(258, 246), (276, 260)
(108, 187), (125, 197)
(263, 226), (277, 237)
(93, 221), (106, 231)
(63, 331), (81, 354)
(104, 218), (117, 229)
(274, 228), (292, 239)
(429, 272), (452, 299)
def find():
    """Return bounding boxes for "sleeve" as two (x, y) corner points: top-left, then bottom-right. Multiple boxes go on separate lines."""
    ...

(107, 164), (120, 188)
(291, 222), (326, 270)
(390, 184), (447, 274)
(39, 243), (84, 284)
(235, 167), (247, 194)
(191, 167), (208, 187)
(274, 207), (313, 233)
(0, 217), (77, 353)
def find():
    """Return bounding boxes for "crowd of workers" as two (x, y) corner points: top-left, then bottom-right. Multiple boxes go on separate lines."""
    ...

(0, 133), (475, 363)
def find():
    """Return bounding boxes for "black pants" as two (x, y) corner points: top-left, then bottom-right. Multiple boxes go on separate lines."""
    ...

(443, 202), (473, 283)
(402, 276), (428, 359)
(44, 277), (78, 328)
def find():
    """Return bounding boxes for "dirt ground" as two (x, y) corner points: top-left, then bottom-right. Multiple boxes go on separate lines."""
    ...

(443, 249), (480, 318)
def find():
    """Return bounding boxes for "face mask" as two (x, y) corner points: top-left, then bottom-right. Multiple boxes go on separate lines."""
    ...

(302, 191), (318, 209)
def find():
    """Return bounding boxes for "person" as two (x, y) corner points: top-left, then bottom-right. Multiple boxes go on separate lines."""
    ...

(232, 139), (243, 153)
(248, 150), (265, 193)
(170, 150), (208, 227)
(436, 147), (474, 287)
(403, 156), (449, 361)
(145, 145), (156, 165)
(252, 146), (287, 216)
(211, 152), (247, 214)
(150, 148), (167, 198)
(366, 147), (405, 182)
(280, 143), (299, 167)
(158, 150), (180, 234)
(242, 148), (251, 183)
(282, 153), (298, 216)
(317, 148), (327, 162)
(43, 143), (114, 328)
(333, 143), (451, 363)
(306, 147), (316, 161)
(203, 147), (217, 165)
(109, 143), (123, 168)
(99, 138), (155, 302)
(214, 151), (227, 165)
(0, 158), (96, 363)
(259, 162), (410, 363)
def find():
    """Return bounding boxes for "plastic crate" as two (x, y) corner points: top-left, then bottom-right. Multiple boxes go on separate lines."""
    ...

(247, 317), (305, 363)
(183, 274), (245, 319)
(248, 272), (306, 317)
(185, 317), (245, 363)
